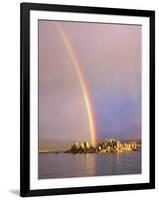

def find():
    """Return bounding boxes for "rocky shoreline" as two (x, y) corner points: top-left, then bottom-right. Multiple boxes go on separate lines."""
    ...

(64, 139), (138, 154)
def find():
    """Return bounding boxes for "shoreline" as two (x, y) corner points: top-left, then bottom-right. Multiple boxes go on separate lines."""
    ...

(39, 139), (141, 154)
(39, 147), (141, 154)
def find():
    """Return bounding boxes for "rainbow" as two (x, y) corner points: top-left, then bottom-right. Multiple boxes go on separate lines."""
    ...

(55, 23), (97, 145)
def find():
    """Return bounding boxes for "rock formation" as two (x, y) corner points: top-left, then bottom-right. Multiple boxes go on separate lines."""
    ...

(64, 139), (137, 154)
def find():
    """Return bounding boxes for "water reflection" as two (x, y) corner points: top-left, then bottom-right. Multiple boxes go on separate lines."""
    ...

(39, 150), (141, 179)
(83, 154), (96, 176)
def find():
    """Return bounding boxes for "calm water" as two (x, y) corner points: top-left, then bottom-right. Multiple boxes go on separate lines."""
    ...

(39, 150), (141, 179)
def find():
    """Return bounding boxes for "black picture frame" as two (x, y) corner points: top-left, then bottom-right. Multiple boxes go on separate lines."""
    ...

(20, 2), (155, 197)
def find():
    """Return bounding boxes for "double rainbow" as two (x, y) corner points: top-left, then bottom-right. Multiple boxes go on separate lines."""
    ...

(55, 23), (97, 145)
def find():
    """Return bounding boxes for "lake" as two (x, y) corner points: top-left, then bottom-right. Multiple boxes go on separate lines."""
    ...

(39, 150), (141, 179)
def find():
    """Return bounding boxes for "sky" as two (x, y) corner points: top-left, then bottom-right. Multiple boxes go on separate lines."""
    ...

(38, 20), (141, 146)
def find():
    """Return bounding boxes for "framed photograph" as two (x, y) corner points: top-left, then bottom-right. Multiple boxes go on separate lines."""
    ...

(20, 2), (155, 197)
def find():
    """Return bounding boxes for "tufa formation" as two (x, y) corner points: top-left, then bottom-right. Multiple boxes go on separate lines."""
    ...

(64, 139), (137, 154)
